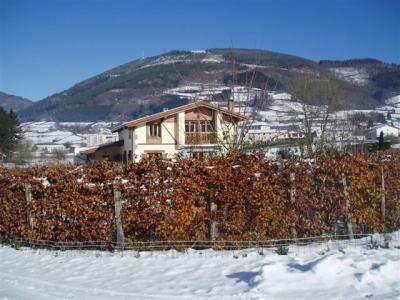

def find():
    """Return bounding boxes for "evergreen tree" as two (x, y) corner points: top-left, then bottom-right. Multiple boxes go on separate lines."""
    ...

(0, 107), (23, 157)
(387, 111), (392, 121)
(378, 131), (385, 150)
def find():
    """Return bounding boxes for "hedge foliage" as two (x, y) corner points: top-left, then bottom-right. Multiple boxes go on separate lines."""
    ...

(1, 151), (399, 244)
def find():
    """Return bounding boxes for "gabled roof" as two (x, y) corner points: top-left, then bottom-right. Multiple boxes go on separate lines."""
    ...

(81, 140), (124, 155)
(112, 101), (248, 132)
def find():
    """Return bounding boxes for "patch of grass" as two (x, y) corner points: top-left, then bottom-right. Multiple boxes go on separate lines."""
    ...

(276, 245), (289, 255)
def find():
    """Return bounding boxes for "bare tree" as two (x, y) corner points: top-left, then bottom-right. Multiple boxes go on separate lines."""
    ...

(214, 49), (273, 154)
(288, 73), (344, 156)
(10, 139), (34, 165)
(287, 73), (316, 156)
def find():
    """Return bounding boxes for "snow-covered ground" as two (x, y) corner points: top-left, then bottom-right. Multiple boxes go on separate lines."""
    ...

(21, 122), (119, 149)
(1, 236), (399, 300)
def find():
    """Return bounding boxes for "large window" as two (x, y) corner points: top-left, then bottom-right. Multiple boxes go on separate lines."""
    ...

(200, 120), (214, 133)
(186, 120), (214, 133)
(148, 123), (161, 137)
(185, 121), (197, 133)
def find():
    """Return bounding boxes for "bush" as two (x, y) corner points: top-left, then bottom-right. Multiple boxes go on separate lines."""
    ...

(276, 245), (289, 255)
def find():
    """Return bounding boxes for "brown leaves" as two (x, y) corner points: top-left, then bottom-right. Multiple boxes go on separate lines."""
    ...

(1, 151), (400, 244)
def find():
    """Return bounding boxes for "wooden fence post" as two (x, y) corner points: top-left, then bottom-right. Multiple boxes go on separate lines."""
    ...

(209, 195), (218, 243)
(113, 181), (125, 246)
(341, 173), (354, 240)
(381, 166), (389, 248)
(289, 172), (296, 204)
(380, 166), (386, 226)
(24, 182), (34, 230)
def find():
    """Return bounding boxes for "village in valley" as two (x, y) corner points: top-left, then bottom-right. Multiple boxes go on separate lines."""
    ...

(12, 88), (400, 166)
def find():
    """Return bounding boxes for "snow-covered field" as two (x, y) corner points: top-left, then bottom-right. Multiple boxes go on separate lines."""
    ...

(1, 237), (399, 300)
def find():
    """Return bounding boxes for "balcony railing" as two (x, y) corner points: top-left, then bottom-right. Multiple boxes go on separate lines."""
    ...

(185, 132), (217, 144)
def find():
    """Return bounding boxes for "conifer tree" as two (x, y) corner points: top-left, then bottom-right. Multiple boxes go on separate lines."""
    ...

(0, 107), (23, 157)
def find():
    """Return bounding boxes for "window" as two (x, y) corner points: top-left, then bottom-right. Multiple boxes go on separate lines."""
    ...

(249, 125), (262, 131)
(185, 121), (196, 133)
(200, 120), (214, 132)
(200, 121), (206, 133)
(148, 123), (161, 137)
(207, 121), (214, 133)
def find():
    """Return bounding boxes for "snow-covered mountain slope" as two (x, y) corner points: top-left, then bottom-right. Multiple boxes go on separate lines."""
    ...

(330, 67), (369, 86)
(17, 48), (400, 122)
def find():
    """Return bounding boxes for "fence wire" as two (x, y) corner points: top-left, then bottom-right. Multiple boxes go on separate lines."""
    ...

(9, 231), (400, 255)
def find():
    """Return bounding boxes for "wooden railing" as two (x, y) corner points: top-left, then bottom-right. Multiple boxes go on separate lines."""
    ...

(185, 132), (217, 144)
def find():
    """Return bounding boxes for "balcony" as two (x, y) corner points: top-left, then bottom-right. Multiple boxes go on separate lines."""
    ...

(185, 132), (217, 144)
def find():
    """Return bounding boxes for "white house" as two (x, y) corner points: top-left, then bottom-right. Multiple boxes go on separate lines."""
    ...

(81, 101), (247, 162)
(367, 124), (400, 140)
(244, 121), (304, 143)
(86, 133), (119, 147)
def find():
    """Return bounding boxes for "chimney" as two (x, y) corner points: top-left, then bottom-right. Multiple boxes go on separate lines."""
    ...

(163, 108), (169, 112)
(228, 95), (234, 112)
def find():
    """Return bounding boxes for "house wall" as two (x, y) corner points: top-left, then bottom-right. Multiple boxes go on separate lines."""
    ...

(119, 128), (135, 162)
(115, 107), (242, 162)
(161, 117), (176, 144)
(215, 111), (237, 148)
(119, 129), (133, 151)
(176, 112), (185, 145)
(132, 122), (178, 161)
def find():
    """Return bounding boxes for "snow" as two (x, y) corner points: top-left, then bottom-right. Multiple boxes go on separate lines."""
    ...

(22, 122), (119, 148)
(33, 177), (50, 188)
(139, 52), (225, 70)
(385, 95), (400, 106)
(269, 92), (292, 100)
(1, 236), (399, 299)
(330, 67), (369, 86)
(191, 50), (206, 54)
(201, 54), (224, 64)
(164, 84), (230, 101)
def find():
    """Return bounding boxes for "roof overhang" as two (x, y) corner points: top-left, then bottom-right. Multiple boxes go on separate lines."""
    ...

(81, 140), (124, 155)
(112, 101), (249, 133)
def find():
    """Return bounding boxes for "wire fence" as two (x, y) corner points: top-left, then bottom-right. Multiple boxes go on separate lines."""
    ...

(9, 231), (400, 256)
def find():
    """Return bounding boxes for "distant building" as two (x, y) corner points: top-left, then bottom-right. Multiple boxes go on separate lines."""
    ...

(245, 121), (304, 142)
(35, 144), (67, 153)
(86, 134), (118, 147)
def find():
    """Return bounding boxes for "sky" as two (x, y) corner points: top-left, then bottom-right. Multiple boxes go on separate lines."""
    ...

(0, 0), (399, 101)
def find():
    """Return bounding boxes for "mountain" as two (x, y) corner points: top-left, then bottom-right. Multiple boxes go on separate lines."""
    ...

(0, 92), (33, 112)
(18, 48), (400, 122)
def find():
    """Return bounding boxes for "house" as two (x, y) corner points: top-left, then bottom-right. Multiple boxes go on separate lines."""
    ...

(81, 101), (247, 163)
(366, 124), (400, 140)
(244, 121), (304, 143)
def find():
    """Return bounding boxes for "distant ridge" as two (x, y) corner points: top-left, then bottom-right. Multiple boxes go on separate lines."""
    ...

(0, 92), (32, 112)
(17, 48), (400, 122)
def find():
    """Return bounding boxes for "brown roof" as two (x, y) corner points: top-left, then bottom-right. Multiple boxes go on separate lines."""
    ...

(81, 140), (124, 155)
(112, 101), (248, 132)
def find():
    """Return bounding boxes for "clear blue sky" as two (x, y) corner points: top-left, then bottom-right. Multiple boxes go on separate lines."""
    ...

(1, 0), (399, 101)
